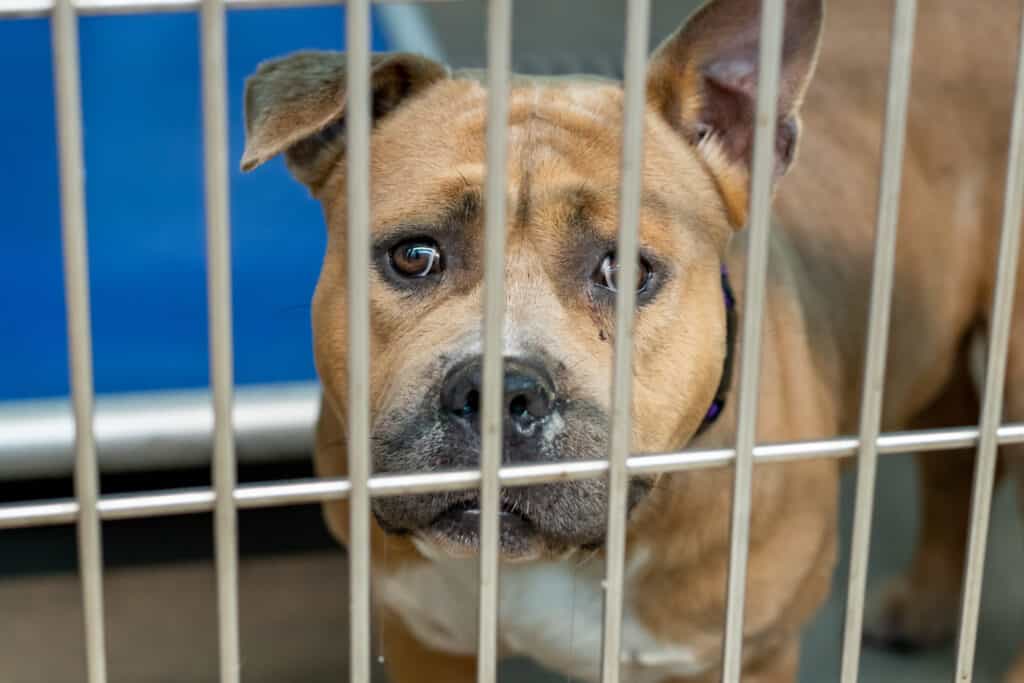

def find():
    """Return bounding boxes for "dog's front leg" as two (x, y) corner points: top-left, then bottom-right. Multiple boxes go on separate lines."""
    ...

(862, 359), (986, 652)
(738, 640), (800, 683)
(862, 449), (976, 651)
(666, 639), (799, 683)
(376, 607), (477, 683)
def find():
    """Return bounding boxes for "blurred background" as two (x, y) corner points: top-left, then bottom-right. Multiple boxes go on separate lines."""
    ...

(0, 1), (1021, 681)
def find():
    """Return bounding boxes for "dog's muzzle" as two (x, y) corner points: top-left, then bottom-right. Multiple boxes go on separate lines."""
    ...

(440, 357), (557, 455)
(369, 354), (651, 559)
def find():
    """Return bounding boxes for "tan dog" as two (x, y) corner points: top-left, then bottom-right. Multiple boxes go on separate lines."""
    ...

(239, 0), (1024, 680)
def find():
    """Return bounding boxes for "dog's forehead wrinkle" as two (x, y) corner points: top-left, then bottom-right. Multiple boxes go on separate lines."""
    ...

(439, 83), (623, 160)
(513, 106), (540, 229)
(375, 85), (718, 249)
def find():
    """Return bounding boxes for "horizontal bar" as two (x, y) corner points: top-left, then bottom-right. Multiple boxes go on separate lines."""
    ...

(3, 423), (1022, 531)
(0, 383), (318, 480)
(101, 488), (217, 519)
(0, 499), (80, 528)
(0, 0), (456, 19)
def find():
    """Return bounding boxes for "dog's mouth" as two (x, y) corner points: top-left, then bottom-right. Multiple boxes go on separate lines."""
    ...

(419, 496), (541, 560)
(432, 498), (533, 536)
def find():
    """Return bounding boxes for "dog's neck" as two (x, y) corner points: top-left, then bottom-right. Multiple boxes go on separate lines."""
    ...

(694, 265), (737, 437)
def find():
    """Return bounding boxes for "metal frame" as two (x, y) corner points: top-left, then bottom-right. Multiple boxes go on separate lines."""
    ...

(0, 0), (454, 20)
(50, 1), (107, 679)
(198, 0), (240, 678)
(476, 1), (512, 680)
(719, 0), (785, 676)
(3, 0), (1024, 682)
(0, 383), (319, 480)
(600, 0), (649, 680)
(838, 0), (917, 679)
(954, 2), (1024, 676)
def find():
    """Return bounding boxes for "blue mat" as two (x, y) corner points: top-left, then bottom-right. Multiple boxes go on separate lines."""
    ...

(0, 9), (389, 401)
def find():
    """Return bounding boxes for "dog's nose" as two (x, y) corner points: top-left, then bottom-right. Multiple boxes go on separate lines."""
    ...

(441, 358), (555, 435)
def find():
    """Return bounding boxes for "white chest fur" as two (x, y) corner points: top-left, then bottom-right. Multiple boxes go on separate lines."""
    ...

(376, 546), (711, 683)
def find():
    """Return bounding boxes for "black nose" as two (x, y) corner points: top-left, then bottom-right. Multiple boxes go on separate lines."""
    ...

(441, 358), (556, 435)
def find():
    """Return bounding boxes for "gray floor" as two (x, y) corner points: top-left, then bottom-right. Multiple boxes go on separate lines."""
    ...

(1, 456), (1021, 682)
(805, 456), (1023, 682)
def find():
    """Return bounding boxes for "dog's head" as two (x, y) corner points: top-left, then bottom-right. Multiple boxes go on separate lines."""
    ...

(241, 0), (823, 561)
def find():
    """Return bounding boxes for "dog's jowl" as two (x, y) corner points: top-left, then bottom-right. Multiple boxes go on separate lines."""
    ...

(240, 0), (1024, 680)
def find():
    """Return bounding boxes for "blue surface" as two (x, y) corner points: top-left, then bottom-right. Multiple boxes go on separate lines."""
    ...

(0, 10), (389, 401)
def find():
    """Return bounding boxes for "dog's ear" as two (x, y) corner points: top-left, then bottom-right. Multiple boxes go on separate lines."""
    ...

(647, 0), (823, 227)
(241, 51), (448, 188)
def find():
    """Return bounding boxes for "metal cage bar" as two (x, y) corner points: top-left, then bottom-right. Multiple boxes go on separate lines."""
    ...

(476, 0), (512, 680)
(599, 0), (650, 681)
(953, 4), (1024, 678)
(720, 0), (785, 679)
(199, 0), (241, 680)
(50, 1), (109, 681)
(838, 1), (917, 680)
(0, 0), (456, 20)
(3, 424), (1024, 532)
(3, 389), (1022, 480)
(5, 1), (1024, 682)
(0, 384), (318, 480)
(345, 0), (373, 680)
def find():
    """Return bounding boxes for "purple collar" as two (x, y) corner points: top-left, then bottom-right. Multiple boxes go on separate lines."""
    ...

(694, 265), (736, 437)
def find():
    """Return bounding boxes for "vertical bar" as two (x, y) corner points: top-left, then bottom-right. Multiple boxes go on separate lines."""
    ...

(953, 7), (1024, 679)
(838, 1), (917, 681)
(347, 0), (373, 680)
(719, 0), (785, 680)
(50, 2), (108, 681)
(599, 0), (650, 681)
(476, 0), (512, 681)
(200, 1), (240, 681)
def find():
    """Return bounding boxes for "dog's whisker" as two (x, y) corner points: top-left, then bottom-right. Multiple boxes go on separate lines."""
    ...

(574, 545), (601, 569)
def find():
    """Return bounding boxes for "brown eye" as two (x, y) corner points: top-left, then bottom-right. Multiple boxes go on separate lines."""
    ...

(594, 252), (652, 293)
(390, 239), (443, 278)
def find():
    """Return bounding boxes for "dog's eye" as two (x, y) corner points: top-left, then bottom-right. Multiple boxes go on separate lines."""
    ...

(390, 239), (444, 278)
(594, 252), (652, 293)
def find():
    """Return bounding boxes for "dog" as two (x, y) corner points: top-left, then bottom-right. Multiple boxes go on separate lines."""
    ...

(239, 0), (1024, 680)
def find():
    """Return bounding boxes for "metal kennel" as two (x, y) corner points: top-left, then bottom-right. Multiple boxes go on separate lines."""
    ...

(0, 1), (1023, 683)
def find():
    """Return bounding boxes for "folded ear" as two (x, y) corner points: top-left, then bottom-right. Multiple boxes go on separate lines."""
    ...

(241, 51), (448, 189)
(647, 0), (823, 227)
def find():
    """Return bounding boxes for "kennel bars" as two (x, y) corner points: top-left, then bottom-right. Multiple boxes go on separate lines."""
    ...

(49, 1), (105, 679)
(1, 0), (1024, 682)
(955, 2), (1024, 678)
(838, 0), (916, 680)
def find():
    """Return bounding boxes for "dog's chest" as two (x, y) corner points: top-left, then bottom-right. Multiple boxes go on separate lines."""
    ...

(376, 549), (711, 683)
